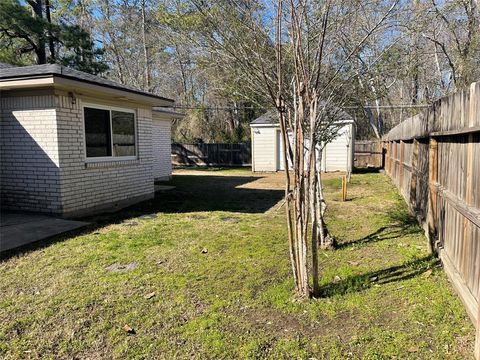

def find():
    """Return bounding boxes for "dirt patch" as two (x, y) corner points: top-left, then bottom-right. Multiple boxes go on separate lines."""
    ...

(188, 214), (208, 220)
(220, 216), (240, 222)
(238, 306), (359, 340)
(174, 169), (344, 191)
(138, 214), (157, 220)
(238, 171), (344, 191)
(105, 262), (138, 272)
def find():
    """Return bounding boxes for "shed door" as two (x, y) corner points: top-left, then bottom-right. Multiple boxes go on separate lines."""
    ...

(324, 124), (350, 172)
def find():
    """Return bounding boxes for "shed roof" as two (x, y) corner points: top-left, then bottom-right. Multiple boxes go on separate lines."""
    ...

(0, 63), (173, 104)
(251, 103), (354, 126)
(250, 110), (279, 125)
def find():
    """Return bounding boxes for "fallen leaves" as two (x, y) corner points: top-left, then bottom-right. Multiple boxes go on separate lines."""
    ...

(408, 346), (419, 353)
(422, 269), (433, 277)
(122, 324), (136, 335)
(144, 292), (156, 299)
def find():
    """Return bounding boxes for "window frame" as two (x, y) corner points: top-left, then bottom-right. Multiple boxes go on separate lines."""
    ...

(82, 103), (138, 163)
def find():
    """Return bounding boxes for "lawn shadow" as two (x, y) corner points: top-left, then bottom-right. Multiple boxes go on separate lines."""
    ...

(353, 167), (383, 174)
(144, 174), (284, 214)
(320, 255), (437, 298)
(1, 173), (283, 259)
(335, 204), (422, 249)
(173, 165), (248, 171)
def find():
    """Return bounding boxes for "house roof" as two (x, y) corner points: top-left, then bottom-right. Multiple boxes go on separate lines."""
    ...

(0, 63), (174, 104)
(251, 103), (354, 126)
(153, 107), (185, 119)
(0, 62), (15, 69)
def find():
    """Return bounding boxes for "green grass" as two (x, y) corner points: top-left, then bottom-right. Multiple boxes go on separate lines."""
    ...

(0, 169), (474, 359)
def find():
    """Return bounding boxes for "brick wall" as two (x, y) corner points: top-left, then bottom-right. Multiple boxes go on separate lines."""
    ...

(0, 94), (62, 213)
(56, 95), (155, 217)
(0, 92), (156, 217)
(152, 118), (172, 181)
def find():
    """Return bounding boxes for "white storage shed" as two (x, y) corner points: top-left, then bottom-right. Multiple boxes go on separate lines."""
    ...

(250, 109), (355, 172)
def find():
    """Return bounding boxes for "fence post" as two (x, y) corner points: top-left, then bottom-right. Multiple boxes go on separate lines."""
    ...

(392, 141), (396, 179)
(427, 138), (438, 254)
(399, 140), (405, 192)
(409, 139), (419, 208)
(465, 132), (479, 358)
(381, 143), (386, 170)
(387, 142), (392, 174)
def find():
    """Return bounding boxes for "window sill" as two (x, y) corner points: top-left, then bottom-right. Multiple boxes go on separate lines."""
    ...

(85, 158), (140, 169)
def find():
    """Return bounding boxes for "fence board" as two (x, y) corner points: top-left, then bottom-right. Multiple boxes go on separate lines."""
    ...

(171, 143), (251, 167)
(383, 81), (480, 359)
(354, 140), (383, 168)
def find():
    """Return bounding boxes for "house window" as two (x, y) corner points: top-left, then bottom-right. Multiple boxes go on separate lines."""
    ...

(84, 105), (136, 160)
(84, 107), (112, 157)
(112, 111), (136, 156)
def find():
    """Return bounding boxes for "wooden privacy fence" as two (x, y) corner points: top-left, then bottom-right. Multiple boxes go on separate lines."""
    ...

(171, 143), (251, 167)
(383, 82), (480, 358)
(354, 140), (384, 168)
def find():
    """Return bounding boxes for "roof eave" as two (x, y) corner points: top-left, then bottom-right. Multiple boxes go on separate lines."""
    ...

(0, 76), (55, 90)
(250, 118), (354, 127)
(153, 109), (185, 120)
(53, 76), (174, 106)
(250, 122), (279, 127)
(0, 73), (174, 106)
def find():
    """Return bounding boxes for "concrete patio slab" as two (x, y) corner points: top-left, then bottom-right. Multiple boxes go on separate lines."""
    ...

(0, 212), (89, 252)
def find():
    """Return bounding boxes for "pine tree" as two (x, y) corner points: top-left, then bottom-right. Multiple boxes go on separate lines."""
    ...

(0, 0), (107, 74)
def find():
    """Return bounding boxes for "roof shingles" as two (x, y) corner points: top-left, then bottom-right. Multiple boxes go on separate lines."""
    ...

(0, 62), (16, 69)
(0, 63), (173, 103)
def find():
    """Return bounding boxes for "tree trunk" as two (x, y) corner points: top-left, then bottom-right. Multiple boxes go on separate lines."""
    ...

(278, 107), (299, 293)
(308, 100), (320, 297)
(29, 0), (47, 64)
(357, 76), (381, 138)
(141, 0), (151, 90)
(44, 0), (55, 61)
(316, 168), (334, 250)
(294, 100), (310, 298)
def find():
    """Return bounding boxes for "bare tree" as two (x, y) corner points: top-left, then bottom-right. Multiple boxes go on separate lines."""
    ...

(271, 0), (399, 297)
(183, 0), (397, 297)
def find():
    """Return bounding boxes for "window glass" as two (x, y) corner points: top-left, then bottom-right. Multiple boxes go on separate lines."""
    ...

(84, 107), (111, 157)
(112, 111), (136, 156)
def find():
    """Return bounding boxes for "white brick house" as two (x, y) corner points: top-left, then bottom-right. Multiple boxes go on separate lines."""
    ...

(0, 63), (182, 217)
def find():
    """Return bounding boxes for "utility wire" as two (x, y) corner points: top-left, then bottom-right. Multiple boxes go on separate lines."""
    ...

(162, 104), (430, 111)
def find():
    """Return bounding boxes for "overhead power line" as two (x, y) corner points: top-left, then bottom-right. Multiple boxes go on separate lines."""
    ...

(163, 104), (430, 111)
(343, 104), (430, 110)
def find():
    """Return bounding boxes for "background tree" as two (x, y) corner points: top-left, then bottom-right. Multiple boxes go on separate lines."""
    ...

(349, 0), (480, 138)
(0, 0), (107, 74)
(3, 0), (478, 141)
